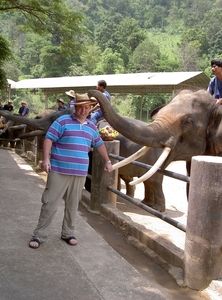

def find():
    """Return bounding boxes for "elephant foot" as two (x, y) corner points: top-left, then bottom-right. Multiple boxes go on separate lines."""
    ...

(141, 199), (165, 212)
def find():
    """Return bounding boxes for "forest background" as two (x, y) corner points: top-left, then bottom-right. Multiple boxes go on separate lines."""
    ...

(0, 0), (221, 120)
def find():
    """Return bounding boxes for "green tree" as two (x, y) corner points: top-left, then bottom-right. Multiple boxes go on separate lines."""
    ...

(115, 17), (146, 67)
(0, 0), (87, 86)
(128, 39), (161, 72)
(80, 44), (102, 74)
(93, 48), (124, 74)
(180, 28), (209, 56)
(3, 61), (21, 82)
(183, 0), (212, 27)
(116, 18), (146, 53)
(0, 35), (13, 89)
(179, 43), (200, 71)
(67, 63), (90, 76)
(95, 12), (123, 52)
(209, 30), (222, 57)
(0, 0), (86, 55)
(39, 46), (71, 77)
(16, 33), (51, 76)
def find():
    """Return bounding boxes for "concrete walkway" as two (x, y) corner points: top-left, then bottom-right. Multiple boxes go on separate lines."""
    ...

(0, 148), (166, 300)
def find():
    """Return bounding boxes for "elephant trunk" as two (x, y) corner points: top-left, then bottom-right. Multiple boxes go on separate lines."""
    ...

(8, 124), (27, 131)
(0, 111), (43, 129)
(0, 108), (74, 133)
(88, 90), (172, 148)
(19, 130), (46, 139)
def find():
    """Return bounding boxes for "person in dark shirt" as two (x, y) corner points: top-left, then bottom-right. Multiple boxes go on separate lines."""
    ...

(90, 80), (111, 125)
(57, 98), (67, 111)
(207, 58), (222, 106)
(3, 99), (13, 112)
(65, 90), (76, 108)
(19, 101), (29, 117)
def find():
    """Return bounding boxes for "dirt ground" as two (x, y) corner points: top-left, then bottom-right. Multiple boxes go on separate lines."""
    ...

(22, 155), (216, 300)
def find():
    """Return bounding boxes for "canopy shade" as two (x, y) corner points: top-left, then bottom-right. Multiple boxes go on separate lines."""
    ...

(8, 71), (210, 95)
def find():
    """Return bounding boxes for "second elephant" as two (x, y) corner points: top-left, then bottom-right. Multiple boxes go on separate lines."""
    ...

(117, 134), (165, 211)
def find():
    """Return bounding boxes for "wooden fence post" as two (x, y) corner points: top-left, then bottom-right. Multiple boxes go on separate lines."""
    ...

(184, 155), (222, 290)
(90, 140), (120, 211)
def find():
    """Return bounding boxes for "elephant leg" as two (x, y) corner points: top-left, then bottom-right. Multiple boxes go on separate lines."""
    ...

(15, 139), (23, 150)
(119, 174), (135, 198)
(141, 179), (165, 212)
(84, 150), (92, 192)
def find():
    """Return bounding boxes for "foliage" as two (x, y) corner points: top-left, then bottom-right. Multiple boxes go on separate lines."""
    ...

(128, 38), (161, 72)
(0, 0), (87, 56)
(0, 34), (13, 89)
(1, 0), (222, 117)
(93, 48), (124, 74)
(80, 44), (102, 74)
(0, 0), (88, 85)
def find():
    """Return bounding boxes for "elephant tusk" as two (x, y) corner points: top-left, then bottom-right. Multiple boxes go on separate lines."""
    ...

(129, 146), (171, 186)
(112, 146), (151, 170)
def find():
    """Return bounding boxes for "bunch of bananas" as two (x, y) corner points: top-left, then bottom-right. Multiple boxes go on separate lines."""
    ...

(98, 126), (119, 139)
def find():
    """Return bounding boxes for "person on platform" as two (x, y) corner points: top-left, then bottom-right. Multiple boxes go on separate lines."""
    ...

(3, 99), (13, 112)
(18, 101), (29, 117)
(90, 80), (111, 125)
(28, 93), (113, 249)
(207, 58), (222, 106)
(65, 90), (76, 109)
(57, 98), (67, 111)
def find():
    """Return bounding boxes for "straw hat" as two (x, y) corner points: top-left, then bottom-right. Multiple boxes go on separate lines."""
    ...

(21, 101), (27, 105)
(8, 99), (13, 103)
(57, 98), (64, 104)
(65, 90), (76, 98)
(75, 93), (97, 106)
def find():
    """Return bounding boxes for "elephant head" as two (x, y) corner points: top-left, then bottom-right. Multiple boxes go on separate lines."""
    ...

(88, 89), (222, 185)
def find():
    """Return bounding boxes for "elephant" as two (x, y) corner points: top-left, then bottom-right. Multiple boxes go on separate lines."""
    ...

(96, 119), (165, 211)
(116, 134), (165, 211)
(0, 108), (74, 139)
(0, 109), (59, 148)
(88, 89), (222, 187)
(84, 133), (165, 211)
(0, 117), (29, 148)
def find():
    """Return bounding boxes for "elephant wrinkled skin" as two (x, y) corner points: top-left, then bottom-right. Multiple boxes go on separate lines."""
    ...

(88, 89), (222, 173)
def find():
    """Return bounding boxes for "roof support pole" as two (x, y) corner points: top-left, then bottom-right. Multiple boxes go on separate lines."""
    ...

(139, 94), (144, 120)
(172, 86), (175, 98)
(8, 84), (11, 100)
(44, 90), (48, 109)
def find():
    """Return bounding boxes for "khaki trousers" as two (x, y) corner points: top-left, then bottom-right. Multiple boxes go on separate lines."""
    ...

(33, 171), (86, 241)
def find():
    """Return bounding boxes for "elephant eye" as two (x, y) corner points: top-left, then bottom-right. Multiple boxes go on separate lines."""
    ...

(181, 117), (193, 130)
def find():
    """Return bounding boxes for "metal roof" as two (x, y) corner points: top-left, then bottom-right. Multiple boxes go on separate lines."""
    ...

(8, 72), (210, 95)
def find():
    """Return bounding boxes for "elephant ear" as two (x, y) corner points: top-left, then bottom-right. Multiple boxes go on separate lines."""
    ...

(206, 106), (222, 156)
(150, 104), (166, 120)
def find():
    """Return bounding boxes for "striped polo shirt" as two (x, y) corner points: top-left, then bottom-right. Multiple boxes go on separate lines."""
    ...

(45, 114), (103, 176)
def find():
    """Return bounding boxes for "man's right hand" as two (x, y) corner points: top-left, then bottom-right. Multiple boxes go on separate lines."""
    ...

(42, 158), (51, 173)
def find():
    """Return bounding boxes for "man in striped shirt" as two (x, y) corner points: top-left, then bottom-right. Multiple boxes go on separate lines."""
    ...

(29, 93), (113, 249)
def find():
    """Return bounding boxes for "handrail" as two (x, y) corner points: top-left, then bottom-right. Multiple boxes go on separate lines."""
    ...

(109, 153), (190, 183)
(107, 186), (186, 232)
